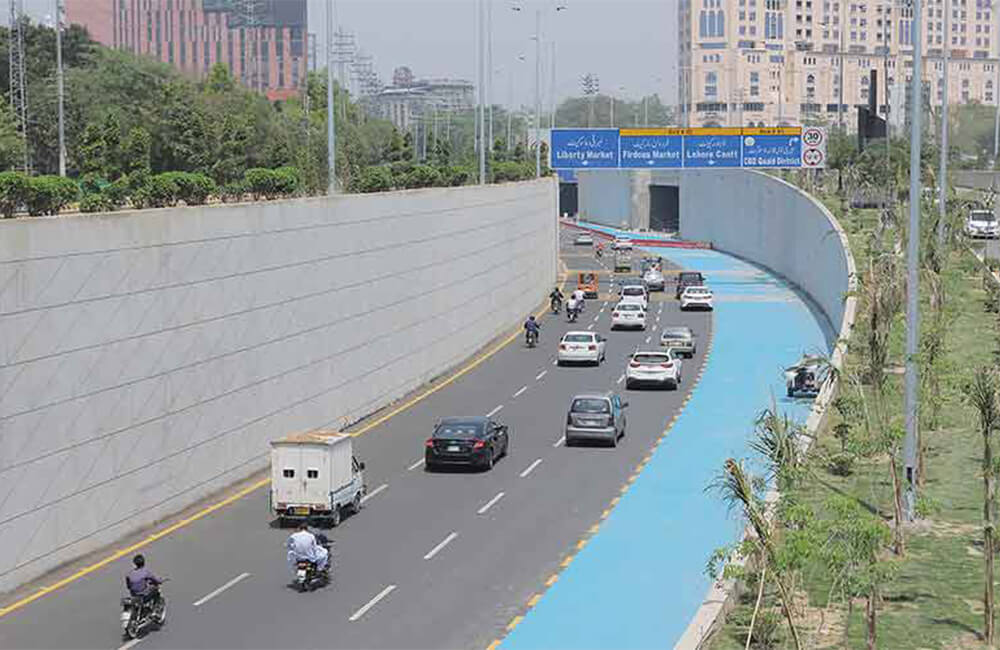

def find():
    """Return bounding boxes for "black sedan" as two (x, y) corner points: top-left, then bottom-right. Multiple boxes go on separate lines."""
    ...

(425, 416), (510, 471)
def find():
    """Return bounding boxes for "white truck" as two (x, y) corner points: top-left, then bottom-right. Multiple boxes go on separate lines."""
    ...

(270, 430), (367, 527)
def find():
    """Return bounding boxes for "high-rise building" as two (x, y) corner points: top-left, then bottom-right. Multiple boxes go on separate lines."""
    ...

(66, 0), (307, 101)
(679, 0), (1000, 129)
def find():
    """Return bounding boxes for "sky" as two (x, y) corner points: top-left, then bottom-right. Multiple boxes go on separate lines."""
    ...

(25, 0), (677, 108)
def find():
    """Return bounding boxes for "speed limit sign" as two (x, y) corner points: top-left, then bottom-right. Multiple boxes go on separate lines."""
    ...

(801, 127), (827, 168)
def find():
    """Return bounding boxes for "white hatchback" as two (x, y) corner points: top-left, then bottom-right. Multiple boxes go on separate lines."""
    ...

(611, 302), (647, 330)
(680, 286), (714, 311)
(619, 285), (649, 309)
(625, 350), (682, 389)
(557, 331), (607, 366)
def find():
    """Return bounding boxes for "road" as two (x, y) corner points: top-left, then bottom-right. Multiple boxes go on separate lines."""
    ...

(0, 229), (711, 650)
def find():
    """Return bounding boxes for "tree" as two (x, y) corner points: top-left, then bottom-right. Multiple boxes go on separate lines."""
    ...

(968, 365), (1000, 646)
(204, 62), (236, 94)
(122, 126), (152, 176)
(0, 103), (24, 171)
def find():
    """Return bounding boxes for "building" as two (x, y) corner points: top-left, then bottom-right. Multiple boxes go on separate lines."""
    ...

(66, 0), (307, 101)
(679, 0), (1000, 129)
(372, 67), (474, 132)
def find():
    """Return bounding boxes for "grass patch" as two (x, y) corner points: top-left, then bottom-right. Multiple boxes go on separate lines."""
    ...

(706, 191), (997, 650)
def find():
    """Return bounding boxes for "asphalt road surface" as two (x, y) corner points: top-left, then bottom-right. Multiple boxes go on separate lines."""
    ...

(0, 229), (711, 650)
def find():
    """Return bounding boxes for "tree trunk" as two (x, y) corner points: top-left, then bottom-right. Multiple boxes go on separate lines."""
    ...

(845, 598), (854, 649)
(985, 431), (996, 646)
(866, 586), (878, 650)
(745, 564), (767, 650)
(770, 569), (803, 650)
(889, 451), (906, 556)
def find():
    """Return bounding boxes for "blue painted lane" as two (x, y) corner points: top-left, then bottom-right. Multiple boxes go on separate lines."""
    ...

(502, 243), (829, 649)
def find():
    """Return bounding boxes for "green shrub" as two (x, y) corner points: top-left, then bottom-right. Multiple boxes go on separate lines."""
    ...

(492, 161), (533, 183)
(161, 171), (216, 205)
(79, 173), (107, 196)
(133, 173), (179, 209)
(403, 165), (443, 189)
(79, 192), (111, 213)
(25, 175), (79, 216)
(0, 170), (30, 218)
(273, 166), (300, 196)
(354, 166), (393, 193)
(105, 177), (129, 210)
(388, 160), (413, 178)
(828, 452), (855, 477)
(220, 181), (246, 203)
(444, 166), (471, 187)
(243, 167), (278, 199)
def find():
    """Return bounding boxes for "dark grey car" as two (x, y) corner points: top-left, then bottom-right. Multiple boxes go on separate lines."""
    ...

(564, 392), (628, 447)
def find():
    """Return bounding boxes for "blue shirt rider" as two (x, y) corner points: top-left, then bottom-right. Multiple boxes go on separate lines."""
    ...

(524, 315), (540, 337)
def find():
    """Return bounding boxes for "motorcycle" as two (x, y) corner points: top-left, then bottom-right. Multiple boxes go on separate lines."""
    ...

(525, 329), (539, 348)
(294, 540), (332, 592)
(550, 296), (562, 314)
(121, 582), (167, 640)
(567, 306), (579, 323)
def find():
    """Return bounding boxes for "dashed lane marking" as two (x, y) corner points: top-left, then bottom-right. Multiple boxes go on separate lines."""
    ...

(519, 459), (543, 478)
(477, 492), (505, 515)
(349, 585), (397, 622)
(553, 436), (565, 448)
(192, 572), (251, 607)
(407, 458), (425, 471)
(486, 404), (504, 417)
(513, 386), (528, 398)
(423, 532), (459, 561)
(361, 483), (388, 504)
(535, 370), (547, 380)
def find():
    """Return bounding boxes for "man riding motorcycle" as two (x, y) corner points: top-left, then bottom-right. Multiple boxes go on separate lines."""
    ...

(125, 554), (162, 608)
(566, 296), (581, 322)
(571, 288), (586, 311)
(287, 522), (329, 577)
(549, 287), (564, 313)
(524, 315), (541, 345)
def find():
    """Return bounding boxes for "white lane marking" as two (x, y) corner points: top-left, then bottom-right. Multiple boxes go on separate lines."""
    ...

(535, 370), (547, 380)
(520, 458), (543, 478)
(423, 532), (459, 560)
(477, 491), (506, 515)
(552, 359), (558, 365)
(617, 374), (626, 384)
(119, 640), (143, 650)
(349, 585), (397, 622)
(645, 336), (651, 343)
(587, 324), (594, 330)
(553, 436), (566, 448)
(193, 572), (251, 607)
(408, 458), (425, 471)
(592, 315), (600, 322)
(361, 483), (388, 504)
(513, 386), (528, 398)
(487, 404), (504, 417)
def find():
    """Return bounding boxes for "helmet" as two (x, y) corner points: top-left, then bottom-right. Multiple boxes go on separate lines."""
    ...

(133, 554), (145, 568)
(528, 315), (536, 321)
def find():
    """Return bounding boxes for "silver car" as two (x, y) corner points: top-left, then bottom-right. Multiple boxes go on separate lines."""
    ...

(564, 392), (628, 447)
(660, 326), (696, 357)
(643, 270), (666, 291)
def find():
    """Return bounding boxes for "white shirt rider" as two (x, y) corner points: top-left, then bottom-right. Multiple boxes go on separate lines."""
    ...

(566, 297), (580, 314)
(286, 526), (329, 572)
(572, 289), (586, 304)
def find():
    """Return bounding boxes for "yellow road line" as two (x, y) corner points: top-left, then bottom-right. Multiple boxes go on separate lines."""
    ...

(560, 555), (574, 568)
(486, 640), (502, 650)
(545, 574), (559, 587)
(527, 594), (542, 608)
(506, 616), (524, 632)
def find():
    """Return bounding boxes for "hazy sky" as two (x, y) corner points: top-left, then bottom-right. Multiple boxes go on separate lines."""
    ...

(26, 0), (678, 107)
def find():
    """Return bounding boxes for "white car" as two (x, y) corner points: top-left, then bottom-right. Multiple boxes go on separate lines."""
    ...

(680, 286), (714, 310)
(619, 284), (649, 308)
(557, 331), (607, 366)
(611, 237), (633, 251)
(965, 209), (1000, 239)
(625, 350), (682, 390)
(643, 269), (666, 291)
(611, 301), (647, 330)
(574, 233), (595, 245)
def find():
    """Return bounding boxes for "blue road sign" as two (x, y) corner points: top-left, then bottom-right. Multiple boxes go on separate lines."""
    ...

(741, 134), (802, 168)
(550, 129), (620, 169)
(683, 133), (742, 168)
(619, 132), (683, 168)
(557, 169), (578, 183)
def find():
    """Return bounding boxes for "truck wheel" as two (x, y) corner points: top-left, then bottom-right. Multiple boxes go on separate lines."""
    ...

(330, 507), (341, 528)
(351, 493), (363, 514)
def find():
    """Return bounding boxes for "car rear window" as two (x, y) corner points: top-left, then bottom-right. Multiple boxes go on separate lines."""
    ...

(434, 423), (483, 439)
(571, 398), (611, 413)
(663, 327), (691, 336)
(623, 287), (644, 295)
(564, 334), (594, 343)
(634, 354), (670, 364)
(680, 273), (703, 282)
(617, 303), (641, 311)
(687, 287), (711, 294)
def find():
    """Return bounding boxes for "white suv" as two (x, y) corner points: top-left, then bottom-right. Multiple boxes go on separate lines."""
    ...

(625, 350), (682, 390)
(680, 286), (714, 311)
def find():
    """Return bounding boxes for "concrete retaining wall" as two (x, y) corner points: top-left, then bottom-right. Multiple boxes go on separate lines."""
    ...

(0, 179), (557, 593)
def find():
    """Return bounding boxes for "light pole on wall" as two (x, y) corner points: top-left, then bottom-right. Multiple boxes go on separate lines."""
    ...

(326, 0), (336, 195)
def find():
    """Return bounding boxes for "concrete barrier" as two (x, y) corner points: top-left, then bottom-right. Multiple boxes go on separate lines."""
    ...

(0, 179), (557, 593)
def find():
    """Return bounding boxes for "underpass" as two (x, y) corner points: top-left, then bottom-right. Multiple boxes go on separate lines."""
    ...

(0, 228), (711, 650)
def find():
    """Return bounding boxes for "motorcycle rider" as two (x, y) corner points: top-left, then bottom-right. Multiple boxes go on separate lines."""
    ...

(287, 522), (329, 577)
(549, 287), (564, 312)
(125, 554), (162, 609)
(523, 315), (541, 344)
(566, 295), (581, 321)
(571, 288), (586, 311)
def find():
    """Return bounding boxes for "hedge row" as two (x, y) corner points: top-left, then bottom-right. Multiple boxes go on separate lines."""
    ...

(0, 172), (79, 217)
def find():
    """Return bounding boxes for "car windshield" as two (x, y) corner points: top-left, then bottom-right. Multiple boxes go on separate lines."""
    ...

(662, 327), (691, 337)
(434, 422), (484, 439)
(623, 287), (644, 295)
(563, 334), (594, 343)
(618, 303), (641, 311)
(634, 354), (669, 364)
(571, 398), (610, 413)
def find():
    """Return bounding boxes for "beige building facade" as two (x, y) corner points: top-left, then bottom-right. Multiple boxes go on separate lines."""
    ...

(679, 0), (1000, 129)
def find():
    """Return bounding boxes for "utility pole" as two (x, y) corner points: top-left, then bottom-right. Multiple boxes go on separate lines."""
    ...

(549, 41), (556, 129)
(55, 0), (66, 177)
(610, 94), (614, 127)
(8, 0), (28, 172)
(326, 0), (336, 194)
(938, 0), (950, 245)
(904, 0), (924, 521)
(534, 6), (541, 178)
(643, 95), (648, 127)
(487, 0), (494, 156)
(478, 0), (486, 184)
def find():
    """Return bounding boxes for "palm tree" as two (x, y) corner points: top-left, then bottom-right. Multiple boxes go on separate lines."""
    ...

(968, 365), (1000, 646)
(750, 400), (806, 492)
(711, 459), (803, 650)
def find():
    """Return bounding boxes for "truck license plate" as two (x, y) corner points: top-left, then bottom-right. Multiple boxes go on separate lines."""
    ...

(292, 507), (309, 515)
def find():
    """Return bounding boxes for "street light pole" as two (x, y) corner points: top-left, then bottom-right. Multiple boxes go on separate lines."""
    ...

(54, 0), (66, 177)
(549, 41), (556, 129)
(326, 0), (336, 195)
(904, 0), (925, 521)
(479, 0), (487, 184)
(534, 6), (541, 178)
(939, 0), (950, 245)
(487, 0), (494, 156)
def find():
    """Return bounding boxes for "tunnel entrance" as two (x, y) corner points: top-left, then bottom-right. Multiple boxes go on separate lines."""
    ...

(559, 183), (578, 217)
(649, 184), (679, 233)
